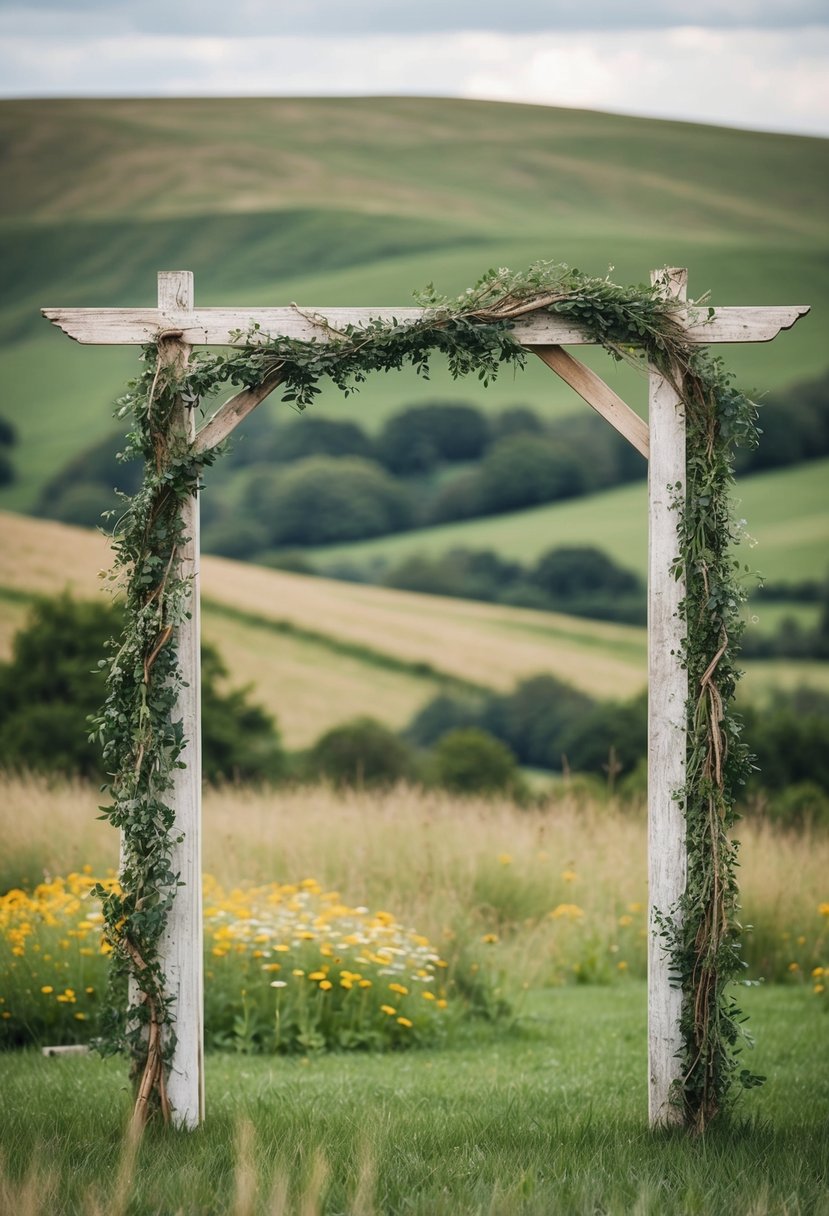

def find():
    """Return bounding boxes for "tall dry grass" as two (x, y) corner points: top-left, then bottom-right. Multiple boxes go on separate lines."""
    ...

(1, 773), (826, 983)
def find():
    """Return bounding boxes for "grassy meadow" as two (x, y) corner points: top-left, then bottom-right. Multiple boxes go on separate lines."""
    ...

(1, 773), (828, 1214)
(3, 511), (828, 755)
(0, 96), (826, 516)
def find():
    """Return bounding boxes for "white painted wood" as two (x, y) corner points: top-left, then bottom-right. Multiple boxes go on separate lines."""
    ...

(155, 271), (204, 1130)
(647, 267), (689, 1127)
(41, 303), (810, 347)
(534, 344), (649, 458)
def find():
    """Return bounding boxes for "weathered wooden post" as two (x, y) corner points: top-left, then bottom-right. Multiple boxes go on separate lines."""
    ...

(647, 267), (688, 1124)
(155, 271), (204, 1129)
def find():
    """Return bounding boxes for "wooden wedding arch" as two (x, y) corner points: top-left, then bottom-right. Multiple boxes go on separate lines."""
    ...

(44, 269), (808, 1130)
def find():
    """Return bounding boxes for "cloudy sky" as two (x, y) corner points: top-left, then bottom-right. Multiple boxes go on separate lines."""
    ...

(1, 1), (827, 136)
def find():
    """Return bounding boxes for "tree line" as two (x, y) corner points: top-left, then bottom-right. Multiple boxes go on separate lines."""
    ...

(1, 594), (827, 829)
(32, 365), (829, 562)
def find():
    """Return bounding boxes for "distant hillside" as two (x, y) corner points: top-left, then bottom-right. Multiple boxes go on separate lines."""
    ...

(311, 458), (829, 585)
(0, 96), (825, 516)
(1, 513), (827, 753)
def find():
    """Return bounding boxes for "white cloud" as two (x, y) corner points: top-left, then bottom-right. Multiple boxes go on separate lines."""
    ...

(1, 27), (827, 137)
(456, 28), (829, 134)
(1, 0), (826, 37)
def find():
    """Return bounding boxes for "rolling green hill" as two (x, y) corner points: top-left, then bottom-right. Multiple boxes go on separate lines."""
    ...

(0, 96), (826, 517)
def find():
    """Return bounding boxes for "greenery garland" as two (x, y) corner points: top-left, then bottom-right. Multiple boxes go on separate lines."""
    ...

(93, 262), (760, 1130)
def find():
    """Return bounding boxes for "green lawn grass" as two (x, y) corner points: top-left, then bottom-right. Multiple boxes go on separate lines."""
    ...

(1, 985), (827, 1215)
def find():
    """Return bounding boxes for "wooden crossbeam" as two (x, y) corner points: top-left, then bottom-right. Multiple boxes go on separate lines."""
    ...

(42, 303), (809, 347)
(535, 345), (649, 458)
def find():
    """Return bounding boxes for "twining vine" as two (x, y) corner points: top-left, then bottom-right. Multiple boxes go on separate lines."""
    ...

(93, 262), (761, 1131)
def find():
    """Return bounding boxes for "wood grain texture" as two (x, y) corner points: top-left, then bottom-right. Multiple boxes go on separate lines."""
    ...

(41, 303), (810, 347)
(154, 272), (205, 1130)
(647, 268), (689, 1127)
(534, 344), (649, 458)
(193, 373), (285, 455)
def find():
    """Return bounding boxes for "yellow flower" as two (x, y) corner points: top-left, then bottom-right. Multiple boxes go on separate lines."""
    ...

(550, 903), (584, 920)
(422, 991), (436, 1001)
(292, 969), (305, 977)
(397, 1017), (413, 1029)
(498, 854), (512, 866)
(561, 869), (578, 883)
(389, 983), (409, 996)
(617, 961), (629, 972)
(436, 999), (447, 1010)
(40, 986), (54, 995)
(359, 979), (372, 989)
(1, 1012), (10, 1020)
(319, 980), (333, 991)
(74, 1012), (86, 1021)
(788, 962), (800, 972)
(618, 915), (633, 928)
(380, 1004), (397, 1016)
(819, 903), (829, 917)
(308, 971), (327, 981)
(814, 984), (826, 995)
(811, 967), (825, 978)
(481, 934), (499, 944)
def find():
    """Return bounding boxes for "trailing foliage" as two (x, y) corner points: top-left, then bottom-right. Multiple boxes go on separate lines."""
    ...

(100, 261), (759, 1130)
(91, 338), (218, 1126)
(666, 350), (764, 1128)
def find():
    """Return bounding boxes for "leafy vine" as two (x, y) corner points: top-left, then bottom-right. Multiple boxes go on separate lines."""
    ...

(94, 262), (758, 1130)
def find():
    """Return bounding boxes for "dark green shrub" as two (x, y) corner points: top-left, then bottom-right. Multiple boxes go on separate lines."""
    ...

(252, 456), (411, 546)
(48, 482), (120, 528)
(532, 545), (641, 600)
(377, 403), (489, 473)
(35, 430), (142, 520)
(425, 469), (486, 524)
(763, 782), (829, 831)
(481, 675), (595, 770)
(309, 717), (411, 787)
(490, 406), (544, 440)
(478, 434), (585, 514)
(202, 515), (271, 560)
(404, 693), (482, 748)
(559, 694), (648, 781)
(433, 728), (519, 795)
(0, 593), (284, 783)
(267, 416), (374, 465)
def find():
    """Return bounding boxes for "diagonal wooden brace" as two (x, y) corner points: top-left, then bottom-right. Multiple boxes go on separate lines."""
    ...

(534, 345), (649, 458)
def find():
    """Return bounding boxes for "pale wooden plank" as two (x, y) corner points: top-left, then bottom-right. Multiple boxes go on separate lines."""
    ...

(154, 271), (205, 1131)
(193, 372), (285, 455)
(41, 304), (810, 347)
(534, 344), (649, 458)
(647, 267), (689, 1127)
